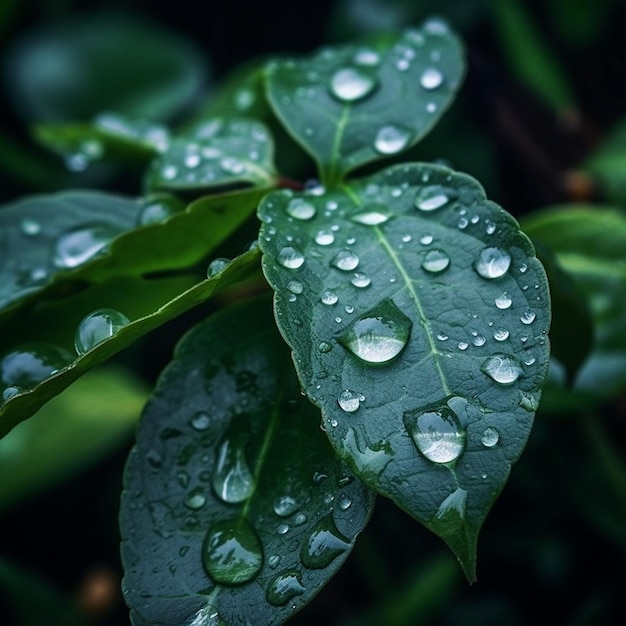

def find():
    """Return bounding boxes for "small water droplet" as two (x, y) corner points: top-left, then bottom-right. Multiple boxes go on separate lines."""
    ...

(190, 412), (210, 431)
(338, 389), (364, 413)
(422, 248), (450, 273)
(474, 247), (511, 279)
(276, 523), (289, 535)
(329, 67), (378, 102)
(266, 571), (306, 607)
(472, 334), (486, 347)
(286, 198), (316, 220)
(318, 341), (332, 353)
(493, 328), (510, 341)
(495, 293), (512, 309)
(337, 299), (412, 365)
(212, 436), (255, 503)
(20, 218), (41, 236)
(481, 427), (500, 447)
(481, 354), (523, 384)
(273, 495), (299, 517)
(403, 398), (466, 464)
(524, 356), (536, 366)
(485, 220), (496, 235)
(268, 555), (281, 569)
(202, 519), (263, 585)
(207, 257), (231, 278)
(520, 310), (536, 325)
(74, 308), (129, 354)
(425, 102), (437, 114)
(519, 263), (528, 273)
(458, 217), (468, 229)
(374, 125), (412, 155)
(287, 280), (303, 295)
(278, 246), (305, 269)
(321, 290), (338, 305)
(331, 250), (359, 271)
(519, 391), (539, 412)
(420, 67), (444, 90)
(420, 234), (434, 245)
(458, 341), (469, 351)
(301, 515), (351, 569)
(437, 332), (449, 341)
(315, 230), (335, 245)
(184, 487), (207, 510)
(354, 48), (380, 66)
(336, 493), (352, 510)
(350, 203), (392, 225)
(351, 272), (371, 288)
(415, 186), (453, 211)
(52, 223), (120, 269)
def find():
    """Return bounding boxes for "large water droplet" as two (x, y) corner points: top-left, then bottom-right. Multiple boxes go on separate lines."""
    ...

(331, 250), (359, 271)
(301, 514), (351, 569)
(374, 125), (412, 155)
(202, 519), (263, 585)
(474, 247), (511, 279)
(278, 246), (305, 269)
(52, 223), (120, 269)
(350, 203), (392, 225)
(273, 495), (299, 517)
(337, 299), (412, 364)
(212, 436), (255, 503)
(286, 198), (316, 220)
(415, 186), (453, 211)
(338, 389), (364, 413)
(481, 427), (500, 447)
(266, 571), (306, 607)
(420, 67), (444, 90)
(329, 67), (377, 102)
(1, 342), (72, 392)
(422, 248), (450, 273)
(74, 308), (130, 354)
(481, 354), (523, 384)
(403, 398), (466, 464)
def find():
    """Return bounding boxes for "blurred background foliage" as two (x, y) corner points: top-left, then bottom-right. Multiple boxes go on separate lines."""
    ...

(1, 0), (625, 624)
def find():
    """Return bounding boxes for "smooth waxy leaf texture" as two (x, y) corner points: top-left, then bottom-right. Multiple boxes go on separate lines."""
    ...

(121, 298), (374, 625)
(0, 251), (260, 437)
(265, 22), (464, 184)
(147, 119), (276, 191)
(259, 163), (551, 578)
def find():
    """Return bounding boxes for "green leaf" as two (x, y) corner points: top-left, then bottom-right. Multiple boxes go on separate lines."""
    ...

(5, 11), (208, 122)
(146, 119), (276, 191)
(120, 297), (374, 625)
(258, 162), (551, 579)
(265, 23), (464, 185)
(0, 366), (147, 512)
(0, 250), (260, 437)
(522, 205), (626, 401)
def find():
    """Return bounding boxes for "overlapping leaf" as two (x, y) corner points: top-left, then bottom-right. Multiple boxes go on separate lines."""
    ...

(265, 22), (464, 184)
(121, 298), (374, 625)
(259, 162), (551, 579)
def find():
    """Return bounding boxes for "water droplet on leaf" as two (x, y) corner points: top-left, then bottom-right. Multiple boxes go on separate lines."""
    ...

(321, 290), (338, 305)
(520, 310), (536, 325)
(74, 308), (129, 355)
(212, 436), (255, 503)
(331, 250), (359, 271)
(474, 247), (511, 279)
(273, 495), (299, 517)
(481, 354), (523, 384)
(329, 67), (378, 102)
(481, 427), (500, 447)
(420, 67), (444, 90)
(278, 246), (305, 269)
(52, 223), (120, 269)
(495, 293), (512, 309)
(301, 515), (351, 569)
(338, 389), (364, 413)
(350, 203), (392, 225)
(286, 198), (316, 220)
(374, 125), (412, 155)
(351, 272), (371, 288)
(266, 571), (306, 606)
(207, 257), (231, 278)
(415, 186), (452, 211)
(422, 248), (450, 273)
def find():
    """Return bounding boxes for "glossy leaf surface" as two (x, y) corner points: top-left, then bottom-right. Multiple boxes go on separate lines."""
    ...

(259, 163), (551, 579)
(121, 298), (374, 625)
(265, 23), (464, 184)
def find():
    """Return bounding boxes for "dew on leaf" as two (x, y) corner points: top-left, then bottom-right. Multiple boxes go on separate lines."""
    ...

(74, 308), (129, 354)
(331, 250), (359, 271)
(336, 493), (352, 510)
(321, 290), (338, 305)
(52, 223), (120, 269)
(184, 487), (207, 510)
(457, 341), (468, 351)
(403, 399), (466, 464)
(520, 310), (536, 325)
(212, 437), (255, 503)
(337, 389), (364, 413)
(420, 234), (434, 245)
(268, 555), (281, 570)
(278, 246), (305, 269)
(374, 125), (412, 155)
(329, 67), (378, 102)
(481, 354), (523, 384)
(481, 427), (500, 448)
(415, 186), (452, 211)
(207, 257), (231, 278)
(315, 229), (335, 245)
(190, 412), (211, 431)
(422, 248), (450, 273)
(420, 67), (444, 90)
(20, 218), (42, 236)
(472, 334), (486, 347)
(202, 520), (263, 585)
(276, 523), (289, 535)
(350, 203), (392, 225)
(436, 487), (467, 519)
(474, 247), (511, 279)
(300, 514), (351, 569)
(337, 299), (411, 365)
(495, 293), (512, 309)
(354, 48), (381, 66)
(286, 198), (316, 220)
(493, 329), (510, 342)
(287, 280), (304, 295)
(318, 341), (332, 353)
(351, 272), (371, 288)
(273, 495), (299, 517)
(266, 571), (306, 607)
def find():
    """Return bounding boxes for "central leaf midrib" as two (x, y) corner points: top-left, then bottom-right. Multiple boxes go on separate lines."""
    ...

(375, 227), (452, 397)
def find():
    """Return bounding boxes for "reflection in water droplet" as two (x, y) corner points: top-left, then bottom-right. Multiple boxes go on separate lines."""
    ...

(493, 328), (510, 342)
(420, 67), (444, 90)
(338, 389), (364, 413)
(520, 310), (536, 325)
(207, 257), (231, 278)
(474, 247), (511, 279)
(266, 571), (306, 607)
(481, 354), (523, 384)
(415, 186), (452, 211)
(212, 437), (255, 503)
(202, 519), (263, 585)
(329, 67), (378, 102)
(337, 299), (411, 364)
(336, 493), (352, 510)
(422, 248), (450, 273)
(495, 293), (512, 309)
(301, 515), (351, 569)
(481, 427), (500, 447)
(273, 495), (299, 517)
(52, 223), (120, 269)
(350, 203), (392, 225)
(74, 308), (129, 354)
(403, 399), (466, 464)
(351, 272), (371, 288)
(472, 334), (486, 347)
(286, 198), (316, 220)
(278, 246), (305, 269)
(321, 290), (338, 305)
(331, 250), (359, 271)
(374, 125), (412, 155)
(436, 487), (467, 519)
